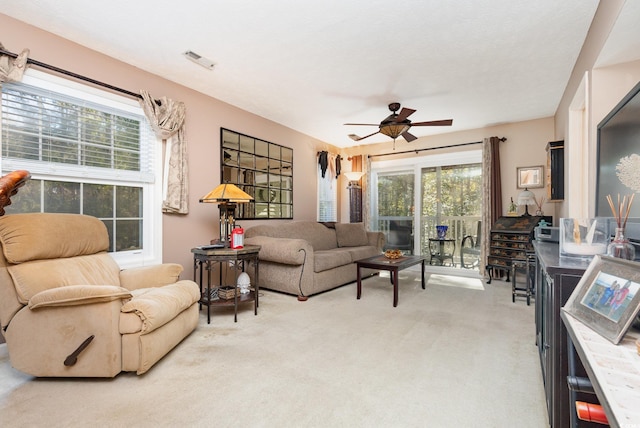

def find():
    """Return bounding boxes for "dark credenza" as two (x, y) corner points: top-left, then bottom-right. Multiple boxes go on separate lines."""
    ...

(486, 215), (550, 283)
(534, 242), (602, 428)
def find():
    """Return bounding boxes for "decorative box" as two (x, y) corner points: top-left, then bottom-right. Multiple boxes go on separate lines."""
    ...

(217, 286), (240, 300)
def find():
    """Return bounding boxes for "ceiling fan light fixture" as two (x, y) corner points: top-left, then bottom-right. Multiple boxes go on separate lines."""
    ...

(379, 123), (410, 140)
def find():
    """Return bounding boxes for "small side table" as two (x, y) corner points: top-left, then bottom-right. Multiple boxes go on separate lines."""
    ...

(191, 245), (260, 323)
(428, 238), (455, 266)
(511, 254), (535, 305)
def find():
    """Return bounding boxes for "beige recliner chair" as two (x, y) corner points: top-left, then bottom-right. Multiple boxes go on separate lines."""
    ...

(0, 212), (200, 377)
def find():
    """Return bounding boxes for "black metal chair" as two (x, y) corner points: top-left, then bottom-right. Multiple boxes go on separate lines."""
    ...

(460, 221), (481, 269)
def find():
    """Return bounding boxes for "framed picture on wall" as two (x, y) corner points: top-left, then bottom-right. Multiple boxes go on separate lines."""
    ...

(516, 165), (544, 189)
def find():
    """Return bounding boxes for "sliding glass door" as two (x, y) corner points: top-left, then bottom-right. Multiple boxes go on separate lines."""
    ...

(420, 164), (482, 267)
(370, 150), (482, 271)
(375, 171), (416, 254)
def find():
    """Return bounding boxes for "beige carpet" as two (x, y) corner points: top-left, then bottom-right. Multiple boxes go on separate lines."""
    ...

(0, 270), (547, 427)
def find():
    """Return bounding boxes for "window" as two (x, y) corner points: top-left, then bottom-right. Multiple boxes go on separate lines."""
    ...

(317, 163), (337, 222)
(221, 128), (293, 219)
(0, 70), (161, 268)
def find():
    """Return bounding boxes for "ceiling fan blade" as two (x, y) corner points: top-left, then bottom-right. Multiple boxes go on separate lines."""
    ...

(395, 107), (416, 122)
(411, 119), (453, 126)
(402, 131), (418, 142)
(344, 123), (380, 126)
(348, 130), (380, 141)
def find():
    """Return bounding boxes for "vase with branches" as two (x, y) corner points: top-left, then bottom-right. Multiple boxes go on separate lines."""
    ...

(606, 193), (636, 260)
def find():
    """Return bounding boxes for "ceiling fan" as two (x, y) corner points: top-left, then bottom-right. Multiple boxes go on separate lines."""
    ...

(344, 102), (452, 144)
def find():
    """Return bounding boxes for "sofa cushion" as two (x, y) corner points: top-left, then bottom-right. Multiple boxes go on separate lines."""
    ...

(335, 223), (369, 247)
(246, 222), (337, 251)
(314, 249), (354, 272)
(8, 253), (122, 303)
(345, 245), (380, 262)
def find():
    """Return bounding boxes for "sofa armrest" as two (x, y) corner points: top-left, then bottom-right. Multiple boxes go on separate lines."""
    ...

(119, 263), (183, 290)
(245, 236), (312, 265)
(367, 231), (385, 250)
(28, 285), (132, 310)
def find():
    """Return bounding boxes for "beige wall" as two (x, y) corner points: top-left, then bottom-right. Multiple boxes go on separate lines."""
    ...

(589, 60), (640, 215)
(0, 13), (336, 276)
(554, 1), (640, 218)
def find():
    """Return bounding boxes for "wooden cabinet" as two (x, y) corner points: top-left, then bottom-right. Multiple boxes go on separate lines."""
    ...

(546, 140), (564, 201)
(534, 242), (598, 428)
(486, 216), (550, 283)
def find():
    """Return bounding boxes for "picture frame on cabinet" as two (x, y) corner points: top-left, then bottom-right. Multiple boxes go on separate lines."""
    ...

(563, 255), (640, 344)
(516, 165), (544, 189)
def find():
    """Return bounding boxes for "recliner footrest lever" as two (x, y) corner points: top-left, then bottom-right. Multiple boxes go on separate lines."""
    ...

(64, 335), (95, 366)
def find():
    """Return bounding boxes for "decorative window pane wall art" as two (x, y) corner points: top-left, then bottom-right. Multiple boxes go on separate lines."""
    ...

(221, 128), (293, 219)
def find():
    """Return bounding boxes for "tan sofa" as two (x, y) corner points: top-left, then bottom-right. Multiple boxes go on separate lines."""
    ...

(0, 213), (200, 377)
(244, 222), (384, 299)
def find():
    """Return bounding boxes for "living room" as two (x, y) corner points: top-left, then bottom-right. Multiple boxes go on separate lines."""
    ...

(0, 2), (637, 273)
(1, 1), (640, 426)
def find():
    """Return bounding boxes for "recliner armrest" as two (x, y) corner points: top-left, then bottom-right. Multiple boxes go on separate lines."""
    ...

(120, 280), (199, 334)
(28, 285), (132, 310)
(119, 263), (184, 290)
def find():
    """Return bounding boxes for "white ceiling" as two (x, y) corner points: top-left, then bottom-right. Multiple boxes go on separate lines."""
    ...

(1, 0), (625, 148)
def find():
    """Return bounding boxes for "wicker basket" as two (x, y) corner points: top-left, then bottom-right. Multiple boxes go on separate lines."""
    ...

(217, 286), (240, 300)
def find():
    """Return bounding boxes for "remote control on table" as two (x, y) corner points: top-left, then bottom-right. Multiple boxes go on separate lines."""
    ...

(198, 243), (225, 250)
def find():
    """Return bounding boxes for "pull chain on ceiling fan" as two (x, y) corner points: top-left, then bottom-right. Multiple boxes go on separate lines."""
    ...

(345, 102), (452, 149)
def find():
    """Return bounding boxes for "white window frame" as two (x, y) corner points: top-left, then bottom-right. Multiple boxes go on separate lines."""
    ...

(0, 69), (163, 268)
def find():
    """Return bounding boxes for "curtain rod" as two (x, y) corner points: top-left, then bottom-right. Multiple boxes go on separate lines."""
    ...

(367, 137), (506, 159)
(1, 47), (143, 100)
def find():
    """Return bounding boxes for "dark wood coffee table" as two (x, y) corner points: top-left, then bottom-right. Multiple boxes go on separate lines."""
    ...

(355, 254), (426, 307)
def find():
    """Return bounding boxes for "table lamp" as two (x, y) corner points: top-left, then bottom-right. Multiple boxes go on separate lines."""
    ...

(517, 188), (536, 216)
(200, 182), (253, 246)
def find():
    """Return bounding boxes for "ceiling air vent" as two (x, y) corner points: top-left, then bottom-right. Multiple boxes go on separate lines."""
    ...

(183, 50), (215, 70)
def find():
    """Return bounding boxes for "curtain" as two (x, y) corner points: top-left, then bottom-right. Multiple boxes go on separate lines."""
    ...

(140, 91), (189, 214)
(0, 43), (29, 84)
(363, 155), (370, 230)
(481, 136), (503, 277)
